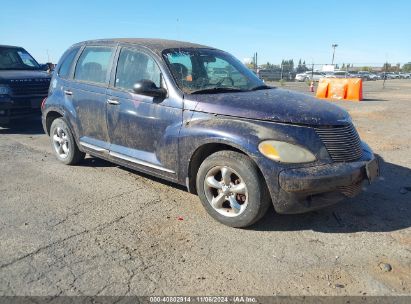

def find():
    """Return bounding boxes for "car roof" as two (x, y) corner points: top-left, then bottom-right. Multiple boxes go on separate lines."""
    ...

(74, 38), (215, 55)
(0, 45), (24, 49)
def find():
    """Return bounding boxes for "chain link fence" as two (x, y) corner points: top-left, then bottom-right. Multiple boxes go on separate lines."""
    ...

(254, 62), (411, 82)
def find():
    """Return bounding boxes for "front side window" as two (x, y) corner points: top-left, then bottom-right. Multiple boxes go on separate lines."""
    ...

(115, 48), (161, 91)
(74, 46), (114, 84)
(163, 48), (266, 94)
(0, 47), (40, 70)
(58, 47), (80, 78)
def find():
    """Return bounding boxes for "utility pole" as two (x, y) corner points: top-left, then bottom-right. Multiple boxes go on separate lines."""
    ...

(255, 52), (257, 70)
(311, 63), (314, 79)
(254, 52), (258, 72)
(280, 61), (283, 80)
(331, 44), (338, 66)
(383, 61), (388, 89)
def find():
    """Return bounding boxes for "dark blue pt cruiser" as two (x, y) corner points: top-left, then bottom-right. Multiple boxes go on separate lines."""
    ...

(42, 39), (379, 227)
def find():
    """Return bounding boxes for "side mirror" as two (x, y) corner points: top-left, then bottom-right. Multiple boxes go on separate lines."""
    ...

(133, 80), (167, 98)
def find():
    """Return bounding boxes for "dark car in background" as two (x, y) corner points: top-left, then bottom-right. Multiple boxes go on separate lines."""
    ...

(42, 38), (379, 227)
(0, 45), (51, 125)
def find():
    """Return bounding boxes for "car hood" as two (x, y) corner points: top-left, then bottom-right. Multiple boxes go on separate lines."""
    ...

(187, 88), (351, 126)
(0, 70), (51, 84)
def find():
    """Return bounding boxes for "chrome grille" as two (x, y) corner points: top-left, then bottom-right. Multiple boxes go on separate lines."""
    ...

(316, 124), (363, 162)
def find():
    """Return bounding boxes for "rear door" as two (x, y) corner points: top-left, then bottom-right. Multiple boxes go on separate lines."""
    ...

(70, 45), (115, 153)
(51, 45), (81, 117)
(106, 46), (182, 177)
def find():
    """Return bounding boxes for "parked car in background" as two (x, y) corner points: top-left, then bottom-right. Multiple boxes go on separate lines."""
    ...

(295, 72), (308, 81)
(324, 71), (350, 78)
(42, 38), (379, 228)
(357, 71), (371, 81)
(295, 71), (325, 82)
(367, 73), (378, 80)
(399, 72), (410, 79)
(0, 45), (51, 125)
(380, 72), (389, 80)
(295, 72), (307, 81)
(386, 73), (399, 79)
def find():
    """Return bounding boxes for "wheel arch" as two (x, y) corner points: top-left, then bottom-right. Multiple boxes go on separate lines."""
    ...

(186, 141), (266, 196)
(45, 110), (64, 135)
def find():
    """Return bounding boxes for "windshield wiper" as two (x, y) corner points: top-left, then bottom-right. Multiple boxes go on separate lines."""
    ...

(250, 85), (272, 91)
(190, 87), (246, 94)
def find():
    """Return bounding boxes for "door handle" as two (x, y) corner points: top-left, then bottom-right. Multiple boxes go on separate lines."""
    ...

(64, 90), (73, 96)
(107, 98), (120, 105)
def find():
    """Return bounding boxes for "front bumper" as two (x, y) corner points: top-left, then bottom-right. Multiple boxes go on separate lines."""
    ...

(275, 155), (379, 214)
(0, 96), (43, 124)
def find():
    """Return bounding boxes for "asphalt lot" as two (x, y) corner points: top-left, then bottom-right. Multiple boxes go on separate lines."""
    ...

(0, 79), (410, 296)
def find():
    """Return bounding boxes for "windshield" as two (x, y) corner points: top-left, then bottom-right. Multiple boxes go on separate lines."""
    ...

(0, 47), (41, 70)
(163, 48), (267, 94)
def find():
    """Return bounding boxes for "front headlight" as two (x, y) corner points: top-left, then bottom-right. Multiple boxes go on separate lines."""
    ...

(258, 140), (316, 163)
(0, 85), (10, 95)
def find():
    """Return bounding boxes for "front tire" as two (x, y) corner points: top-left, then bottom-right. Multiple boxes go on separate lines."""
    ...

(50, 118), (85, 165)
(196, 150), (271, 228)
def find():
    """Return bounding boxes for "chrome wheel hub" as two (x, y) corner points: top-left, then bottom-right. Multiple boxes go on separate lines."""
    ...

(204, 166), (248, 217)
(52, 127), (70, 159)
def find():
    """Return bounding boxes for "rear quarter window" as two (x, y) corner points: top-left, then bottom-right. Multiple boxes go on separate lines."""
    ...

(74, 46), (114, 84)
(58, 47), (80, 79)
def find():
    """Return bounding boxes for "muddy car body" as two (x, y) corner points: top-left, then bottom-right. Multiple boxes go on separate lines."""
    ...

(42, 39), (379, 227)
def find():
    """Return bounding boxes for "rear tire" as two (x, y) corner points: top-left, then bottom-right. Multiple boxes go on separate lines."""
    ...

(50, 118), (85, 165)
(196, 150), (271, 228)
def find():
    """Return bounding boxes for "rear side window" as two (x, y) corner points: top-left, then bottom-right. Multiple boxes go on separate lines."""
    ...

(58, 47), (80, 78)
(74, 46), (114, 84)
(115, 48), (161, 91)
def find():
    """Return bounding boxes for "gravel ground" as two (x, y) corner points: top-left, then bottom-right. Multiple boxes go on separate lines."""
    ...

(0, 79), (410, 296)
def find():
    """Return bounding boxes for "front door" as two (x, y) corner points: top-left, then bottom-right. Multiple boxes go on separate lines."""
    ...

(106, 47), (182, 176)
(71, 45), (115, 152)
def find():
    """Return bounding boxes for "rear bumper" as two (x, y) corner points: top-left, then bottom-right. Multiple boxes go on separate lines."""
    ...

(275, 154), (379, 214)
(0, 96), (42, 124)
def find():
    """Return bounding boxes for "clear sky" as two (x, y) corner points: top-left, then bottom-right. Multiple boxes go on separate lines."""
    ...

(1, 0), (410, 66)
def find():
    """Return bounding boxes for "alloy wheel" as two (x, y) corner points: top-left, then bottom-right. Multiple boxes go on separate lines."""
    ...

(203, 166), (249, 217)
(52, 127), (70, 159)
